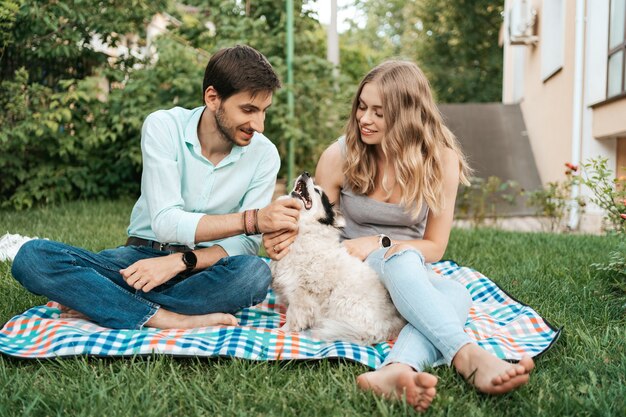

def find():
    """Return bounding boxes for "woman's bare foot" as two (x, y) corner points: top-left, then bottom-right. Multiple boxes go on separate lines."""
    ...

(145, 308), (238, 329)
(58, 305), (90, 320)
(452, 343), (535, 395)
(356, 363), (438, 412)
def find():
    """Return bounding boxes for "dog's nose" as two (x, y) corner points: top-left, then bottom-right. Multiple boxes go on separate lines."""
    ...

(302, 171), (310, 178)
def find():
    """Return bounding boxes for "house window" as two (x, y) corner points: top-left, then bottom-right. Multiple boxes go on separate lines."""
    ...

(541, 0), (565, 81)
(608, 0), (626, 97)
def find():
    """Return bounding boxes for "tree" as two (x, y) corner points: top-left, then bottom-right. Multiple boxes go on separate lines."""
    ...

(1, 0), (167, 84)
(411, 0), (504, 103)
(0, 0), (19, 56)
(0, 0), (353, 208)
(343, 0), (504, 103)
(0, 0), (177, 209)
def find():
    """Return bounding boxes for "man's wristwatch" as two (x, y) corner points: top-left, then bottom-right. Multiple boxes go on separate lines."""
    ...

(378, 234), (392, 248)
(182, 251), (197, 272)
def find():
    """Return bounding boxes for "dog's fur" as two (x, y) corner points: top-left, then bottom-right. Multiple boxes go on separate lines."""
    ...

(270, 173), (406, 345)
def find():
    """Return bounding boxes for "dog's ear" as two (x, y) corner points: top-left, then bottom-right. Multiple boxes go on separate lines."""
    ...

(334, 210), (346, 228)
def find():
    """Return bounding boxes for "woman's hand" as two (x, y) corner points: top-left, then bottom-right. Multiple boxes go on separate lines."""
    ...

(120, 254), (186, 292)
(263, 229), (298, 260)
(343, 235), (380, 261)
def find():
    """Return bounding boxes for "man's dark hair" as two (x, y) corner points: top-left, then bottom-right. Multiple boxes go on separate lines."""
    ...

(202, 45), (281, 102)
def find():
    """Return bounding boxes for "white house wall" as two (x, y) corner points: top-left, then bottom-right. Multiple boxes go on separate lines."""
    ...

(503, 0), (527, 103)
(516, 0), (576, 184)
(583, 0), (615, 166)
(585, 0), (610, 106)
(540, 0), (566, 81)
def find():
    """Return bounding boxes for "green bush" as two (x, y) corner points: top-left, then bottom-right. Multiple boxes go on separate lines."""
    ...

(524, 163), (586, 232)
(578, 157), (626, 283)
(0, 1), (357, 208)
(0, 37), (205, 209)
(578, 157), (626, 235)
(455, 176), (519, 227)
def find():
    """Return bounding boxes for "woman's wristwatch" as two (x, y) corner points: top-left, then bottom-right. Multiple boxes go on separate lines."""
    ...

(378, 234), (391, 248)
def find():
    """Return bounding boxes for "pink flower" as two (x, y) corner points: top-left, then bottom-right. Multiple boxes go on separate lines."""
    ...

(565, 162), (579, 172)
(621, 213), (626, 220)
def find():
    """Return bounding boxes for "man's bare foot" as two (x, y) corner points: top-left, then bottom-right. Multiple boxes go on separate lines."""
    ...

(452, 343), (535, 395)
(145, 308), (238, 329)
(356, 363), (438, 412)
(58, 304), (90, 320)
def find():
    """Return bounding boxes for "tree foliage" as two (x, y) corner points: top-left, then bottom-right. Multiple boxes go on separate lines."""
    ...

(344, 0), (504, 103)
(0, 0), (168, 208)
(412, 0), (504, 103)
(0, 0), (505, 209)
(1, 0), (166, 83)
(0, 0), (353, 209)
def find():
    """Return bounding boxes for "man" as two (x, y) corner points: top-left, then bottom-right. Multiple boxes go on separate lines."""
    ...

(12, 45), (300, 330)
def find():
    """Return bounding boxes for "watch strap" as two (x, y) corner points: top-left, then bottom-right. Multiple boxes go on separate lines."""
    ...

(378, 234), (391, 248)
(182, 251), (197, 272)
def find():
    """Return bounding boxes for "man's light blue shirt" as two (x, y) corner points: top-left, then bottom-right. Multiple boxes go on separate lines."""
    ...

(127, 106), (280, 256)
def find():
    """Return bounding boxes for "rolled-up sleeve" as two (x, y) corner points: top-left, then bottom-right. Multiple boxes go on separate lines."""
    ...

(140, 112), (203, 247)
(215, 146), (280, 256)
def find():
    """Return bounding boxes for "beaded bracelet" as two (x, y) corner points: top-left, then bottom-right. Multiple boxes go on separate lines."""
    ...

(243, 209), (260, 235)
(242, 211), (248, 235)
(254, 208), (261, 234)
(244, 210), (254, 235)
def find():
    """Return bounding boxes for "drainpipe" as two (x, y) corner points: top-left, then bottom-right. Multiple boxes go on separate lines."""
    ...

(568, 0), (586, 230)
(286, 0), (295, 187)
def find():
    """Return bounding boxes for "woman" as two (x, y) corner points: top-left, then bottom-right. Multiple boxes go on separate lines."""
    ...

(264, 60), (534, 411)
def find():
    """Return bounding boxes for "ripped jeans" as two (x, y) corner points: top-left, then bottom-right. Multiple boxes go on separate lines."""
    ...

(366, 247), (473, 371)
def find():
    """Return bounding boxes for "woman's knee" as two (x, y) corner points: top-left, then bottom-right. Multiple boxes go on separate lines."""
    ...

(380, 245), (428, 285)
(383, 243), (423, 260)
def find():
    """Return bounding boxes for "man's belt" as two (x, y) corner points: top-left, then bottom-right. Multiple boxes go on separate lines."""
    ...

(126, 237), (190, 253)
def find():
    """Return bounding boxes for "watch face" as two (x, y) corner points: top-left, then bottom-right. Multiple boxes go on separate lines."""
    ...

(381, 235), (391, 248)
(183, 251), (197, 268)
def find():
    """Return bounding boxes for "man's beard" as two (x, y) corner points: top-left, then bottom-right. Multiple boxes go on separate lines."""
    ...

(215, 106), (237, 145)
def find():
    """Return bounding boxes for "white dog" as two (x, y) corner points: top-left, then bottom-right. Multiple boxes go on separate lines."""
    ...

(270, 172), (406, 345)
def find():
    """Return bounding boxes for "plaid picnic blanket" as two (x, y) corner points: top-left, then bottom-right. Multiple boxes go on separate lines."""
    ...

(0, 260), (561, 367)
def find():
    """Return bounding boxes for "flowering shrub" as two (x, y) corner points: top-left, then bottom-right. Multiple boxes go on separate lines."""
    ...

(456, 176), (519, 227)
(577, 157), (626, 235)
(524, 164), (585, 232)
(576, 157), (625, 281)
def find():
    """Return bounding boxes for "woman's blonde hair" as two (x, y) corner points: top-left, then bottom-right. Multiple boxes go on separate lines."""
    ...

(343, 60), (471, 217)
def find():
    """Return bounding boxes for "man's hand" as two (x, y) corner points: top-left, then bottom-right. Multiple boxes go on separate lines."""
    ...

(342, 236), (380, 261)
(120, 254), (186, 292)
(263, 229), (298, 260)
(257, 198), (301, 234)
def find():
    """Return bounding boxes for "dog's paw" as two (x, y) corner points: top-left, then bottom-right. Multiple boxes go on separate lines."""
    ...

(278, 323), (293, 332)
(284, 316), (309, 333)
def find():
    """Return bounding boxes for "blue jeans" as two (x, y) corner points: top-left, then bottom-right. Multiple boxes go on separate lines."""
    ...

(366, 248), (473, 371)
(11, 239), (271, 330)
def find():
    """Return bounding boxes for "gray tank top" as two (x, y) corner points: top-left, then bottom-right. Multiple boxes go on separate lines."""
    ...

(337, 137), (429, 241)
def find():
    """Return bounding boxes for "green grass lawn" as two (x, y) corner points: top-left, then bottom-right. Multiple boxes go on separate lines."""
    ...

(1, 199), (625, 416)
